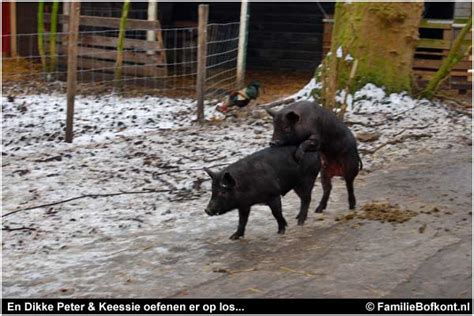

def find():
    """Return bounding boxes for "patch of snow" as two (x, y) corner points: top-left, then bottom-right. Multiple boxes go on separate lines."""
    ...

(2, 82), (471, 297)
(289, 78), (321, 101)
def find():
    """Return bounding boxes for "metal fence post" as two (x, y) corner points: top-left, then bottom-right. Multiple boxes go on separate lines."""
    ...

(65, 1), (80, 143)
(196, 4), (209, 122)
(236, 0), (249, 89)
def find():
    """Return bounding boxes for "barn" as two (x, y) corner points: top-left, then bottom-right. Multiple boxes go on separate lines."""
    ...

(2, 2), (472, 93)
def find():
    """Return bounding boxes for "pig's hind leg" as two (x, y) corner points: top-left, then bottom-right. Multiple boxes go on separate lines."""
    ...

(345, 176), (356, 210)
(344, 156), (360, 210)
(268, 197), (288, 234)
(230, 206), (251, 240)
(344, 170), (358, 210)
(315, 170), (332, 213)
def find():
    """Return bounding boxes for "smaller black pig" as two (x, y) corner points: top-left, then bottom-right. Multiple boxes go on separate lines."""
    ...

(204, 146), (320, 240)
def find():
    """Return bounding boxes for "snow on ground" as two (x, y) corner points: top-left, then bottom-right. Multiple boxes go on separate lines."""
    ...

(2, 84), (471, 297)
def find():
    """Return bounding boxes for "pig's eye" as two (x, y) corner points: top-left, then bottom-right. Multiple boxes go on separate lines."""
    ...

(283, 126), (291, 132)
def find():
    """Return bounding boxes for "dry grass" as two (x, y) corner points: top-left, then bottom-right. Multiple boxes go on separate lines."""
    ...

(2, 58), (43, 83)
(245, 70), (313, 105)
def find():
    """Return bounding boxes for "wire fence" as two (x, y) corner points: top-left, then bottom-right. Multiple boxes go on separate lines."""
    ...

(2, 14), (239, 102)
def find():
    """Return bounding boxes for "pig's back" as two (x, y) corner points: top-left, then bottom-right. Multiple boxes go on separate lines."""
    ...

(226, 146), (319, 196)
(289, 101), (358, 155)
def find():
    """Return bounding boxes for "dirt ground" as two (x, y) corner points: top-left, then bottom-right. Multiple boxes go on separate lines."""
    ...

(1, 59), (471, 298)
(245, 70), (314, 104)
(173, 148), (472, 298)
(2, 147), (471, 298)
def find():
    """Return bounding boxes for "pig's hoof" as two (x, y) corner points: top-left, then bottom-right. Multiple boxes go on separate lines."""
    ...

(277, 228), (286, 234)
(297, 219), (305, 226)
(315, 206), (325, 213)
(229, 233), (243, 240)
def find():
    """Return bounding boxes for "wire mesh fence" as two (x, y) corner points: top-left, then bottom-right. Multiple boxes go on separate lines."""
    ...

(2, 12), (239, 102)
(205, 22), (240, 102)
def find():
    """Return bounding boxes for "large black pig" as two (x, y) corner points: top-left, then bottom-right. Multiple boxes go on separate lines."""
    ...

(266, 101), (362, 212)
(204, 146), (320, 240)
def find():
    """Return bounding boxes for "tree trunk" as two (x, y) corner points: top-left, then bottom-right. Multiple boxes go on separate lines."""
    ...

(329, 2), (424, 93)
(49, 0), (60, 74)
(114, 0), (131, 86)
(37, 0), (47, 74)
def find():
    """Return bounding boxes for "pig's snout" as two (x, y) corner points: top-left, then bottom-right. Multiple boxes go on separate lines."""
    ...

(206, 207), (221, 216)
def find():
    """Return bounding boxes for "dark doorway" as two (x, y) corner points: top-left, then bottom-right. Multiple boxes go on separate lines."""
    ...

(246, 2), (334, 71)
(423, 2), (455, 20)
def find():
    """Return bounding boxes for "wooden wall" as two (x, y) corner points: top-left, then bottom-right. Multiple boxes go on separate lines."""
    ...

(247, 2), (334, 71)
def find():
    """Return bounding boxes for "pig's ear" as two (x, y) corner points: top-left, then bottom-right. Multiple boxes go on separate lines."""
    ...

(204, 167), (216, 179)
(221, 172), (236, 188)
(265, 107), (276, 117)
(285, 111), (300, 124)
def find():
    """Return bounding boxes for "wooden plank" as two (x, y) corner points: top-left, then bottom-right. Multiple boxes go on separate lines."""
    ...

(413, 59), (471, 70)
(413, 59), (442, 69)
(46, 13), (163, 30)
(414, 50), (449, 57)
(420, 20), (453, 29)
(414, 70), (435, 78)
(417, 38), (451, 50)
(77, 57), (166, 77)
(414, 69), (471, 81)
(66, 46), (162, 64)
(450, 70), (470, 77)
(59, 34), (163, 51)
(82, 35), (162, 52)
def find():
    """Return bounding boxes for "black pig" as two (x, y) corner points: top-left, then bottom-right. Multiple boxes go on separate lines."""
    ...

(204, 146), (320, 240)
(266, 101), (362, 212)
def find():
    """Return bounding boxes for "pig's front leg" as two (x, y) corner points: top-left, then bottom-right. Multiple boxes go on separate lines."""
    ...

(295, 134), (320, 162)
(230, 206), (251, 240)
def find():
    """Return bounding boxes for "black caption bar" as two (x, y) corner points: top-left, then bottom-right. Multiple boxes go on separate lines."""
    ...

(2, 298), (472, 314)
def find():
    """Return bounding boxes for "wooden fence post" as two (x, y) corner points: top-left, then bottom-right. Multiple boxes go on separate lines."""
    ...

(10, 1), (17, 58)
(236, 0), (249, 89)
(146, 0), (157, 55)
(65, 1), (80, 143)
(62, 0), (70, 33)
(196, 4), (208, 122)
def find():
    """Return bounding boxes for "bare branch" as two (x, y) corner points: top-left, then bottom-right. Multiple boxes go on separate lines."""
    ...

(3, 189), (171, 218)
(261, 97), (295, 109)
(361, 133), (432, 155)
